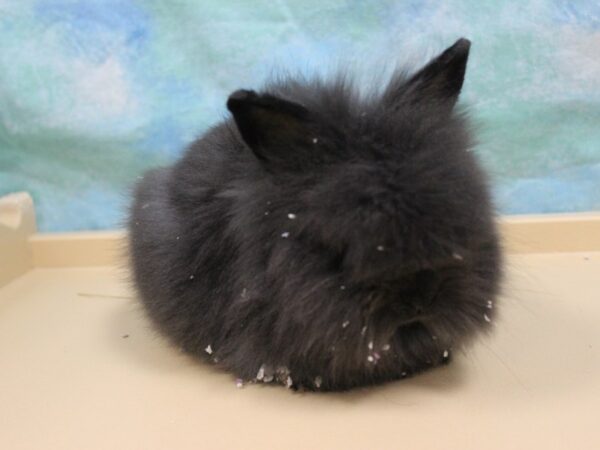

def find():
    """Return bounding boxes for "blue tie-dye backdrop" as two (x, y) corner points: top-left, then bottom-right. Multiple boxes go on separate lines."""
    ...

(1, 1), (599, 231)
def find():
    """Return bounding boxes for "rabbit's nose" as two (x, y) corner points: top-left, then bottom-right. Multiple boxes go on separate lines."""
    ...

(408, 269), (441, 314)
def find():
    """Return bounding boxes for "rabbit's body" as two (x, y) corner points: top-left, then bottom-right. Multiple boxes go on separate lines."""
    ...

(129, 39), (503, 391)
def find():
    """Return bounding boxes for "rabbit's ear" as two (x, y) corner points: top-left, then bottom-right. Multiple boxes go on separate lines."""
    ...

(227, 90), (313, 164)
(385, 38), (470, 110)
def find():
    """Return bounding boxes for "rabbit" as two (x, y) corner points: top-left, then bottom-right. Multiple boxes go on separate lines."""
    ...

(128, 38), (503, 392)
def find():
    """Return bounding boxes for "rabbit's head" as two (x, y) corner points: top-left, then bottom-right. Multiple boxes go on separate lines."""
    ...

(226, 38), (502, 356)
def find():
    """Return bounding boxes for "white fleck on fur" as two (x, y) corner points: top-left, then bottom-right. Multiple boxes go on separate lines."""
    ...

(314, 376), (322, 388)
(281, 232), (290, 238)
(204, 345), (212, 354)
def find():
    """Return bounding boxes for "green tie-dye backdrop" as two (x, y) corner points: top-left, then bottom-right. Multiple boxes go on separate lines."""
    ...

(1, 1), (599, 231)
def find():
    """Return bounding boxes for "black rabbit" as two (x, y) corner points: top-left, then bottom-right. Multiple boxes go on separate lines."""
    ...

(128, 38), (503, 391)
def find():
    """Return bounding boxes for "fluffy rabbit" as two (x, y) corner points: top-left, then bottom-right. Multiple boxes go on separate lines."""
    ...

(128, 38), (502, 391)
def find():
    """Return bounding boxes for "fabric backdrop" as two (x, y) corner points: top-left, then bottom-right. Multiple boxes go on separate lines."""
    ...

(1, 0), (599, 231)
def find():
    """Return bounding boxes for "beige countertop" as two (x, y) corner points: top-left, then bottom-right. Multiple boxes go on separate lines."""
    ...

(1, 251), (599, 449)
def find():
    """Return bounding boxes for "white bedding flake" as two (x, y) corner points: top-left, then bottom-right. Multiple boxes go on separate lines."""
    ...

(342, 320), (350, 328)
(176, 236), (180, 240)
(487, 300), (493, 309)
(205, 345), (212, 355)
(256, 364), (265, 381)
(452, 252), (464, 261)
(276, 366), (290, 379)
(235, 378), (244, 388)
(367, 355), (374, 363)
(314, 376), (322, 388)
(312, 138), (319, 144)
(361, 326), (367, 336)
(376, 245), (385, 252)
(241, 288), (248, 299)
(340, 285), (346, 290)
(281, 231), (290, 238)
(287, 213), (297, 220)
(443, 350), (449, 358)
(285, 376), (293, 388)
(483, 313), (491, 323)
(368, 341), (373, 350)
(189, 274), (195, 280)
(382, 344), (391, 351)
(401, 372), (407, 377)
(264, 211), (270, 216)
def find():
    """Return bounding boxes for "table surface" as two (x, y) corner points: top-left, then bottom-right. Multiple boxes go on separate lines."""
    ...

(1, 252), (599, 450)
